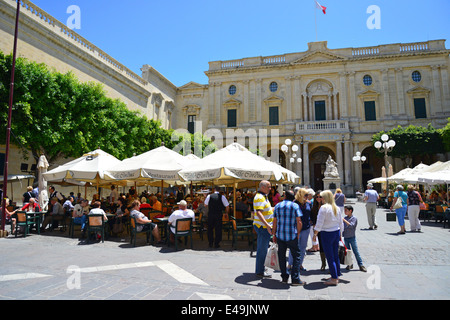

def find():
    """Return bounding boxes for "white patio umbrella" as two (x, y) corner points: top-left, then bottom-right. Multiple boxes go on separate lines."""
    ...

(178, 143), (299, 216)
(401, 163), (430, 183)
(104, 145), (194, 211)
(37, 155), (49, 210)
(43, 149), (122, 192)
(104, 145), (189, 184)
(178, 142), (297, 186)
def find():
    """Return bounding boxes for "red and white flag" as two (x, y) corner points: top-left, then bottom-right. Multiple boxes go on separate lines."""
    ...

(315, 0), (327, 14)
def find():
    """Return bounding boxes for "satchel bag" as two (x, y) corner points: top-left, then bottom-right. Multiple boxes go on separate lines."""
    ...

(264, 242), (281, 271)
(393, 197), (403, 210)
(112, 218), (124, 235)
(339, 240), (347, 265)
(344, 249), (353, 265)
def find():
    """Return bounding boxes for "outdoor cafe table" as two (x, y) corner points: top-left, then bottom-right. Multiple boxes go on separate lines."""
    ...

(155, 217), (169, 240)
(26, 211), (44, 235)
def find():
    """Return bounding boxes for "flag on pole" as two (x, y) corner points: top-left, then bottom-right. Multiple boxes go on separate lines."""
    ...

(315, 0), (327, 14)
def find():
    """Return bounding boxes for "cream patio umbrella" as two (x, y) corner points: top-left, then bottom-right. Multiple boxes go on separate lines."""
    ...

(37, 154), (49, 210)
(43, 149), (122, 193)
(178, 142), (299, 216)
(104, 145), (193, 210)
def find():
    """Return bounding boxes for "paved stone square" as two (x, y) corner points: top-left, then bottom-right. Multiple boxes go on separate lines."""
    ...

(0, 199), (449, 302)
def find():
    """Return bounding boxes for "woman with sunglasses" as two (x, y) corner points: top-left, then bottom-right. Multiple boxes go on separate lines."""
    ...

(313, 190), (344, 286)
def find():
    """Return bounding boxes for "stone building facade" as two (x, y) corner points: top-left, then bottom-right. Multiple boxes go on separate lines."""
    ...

(1, 0), (450, 198)
(175, 40), (450, 194)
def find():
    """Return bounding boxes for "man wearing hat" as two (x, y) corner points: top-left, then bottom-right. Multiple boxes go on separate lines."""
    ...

(364, 183), (380, 230)
(168, 200), (195, 237)
(204, 187), (229, 248)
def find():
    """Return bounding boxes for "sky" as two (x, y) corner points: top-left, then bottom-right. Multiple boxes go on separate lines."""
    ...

(30, 0), (450, 87)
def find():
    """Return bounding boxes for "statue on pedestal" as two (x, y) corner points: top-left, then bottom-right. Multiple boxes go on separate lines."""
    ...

(324, 155), (340, 179)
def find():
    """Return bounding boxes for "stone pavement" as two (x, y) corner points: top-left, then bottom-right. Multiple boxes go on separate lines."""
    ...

(0, 198), (449, 302)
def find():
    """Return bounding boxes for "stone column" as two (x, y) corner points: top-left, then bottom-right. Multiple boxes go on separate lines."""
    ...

(327, 94), (333, 120)
(339, 72), (348, 118)
(344, 141), (352, 186)
(243, 80), (250, 122)
(302, 142), (310, 186)
(381, 69), (390, 118)
(302, 93), (307, 120)
(333, 92), (339, 120)
(208, 83), (215, 126)
(285, 76), (293, 122)
(256, 79), (262, 123)
(395, 68), (406, 115)
(431, 65), (443, 113)
(214, 82), (222, 125)
(336, 140), (344, 182)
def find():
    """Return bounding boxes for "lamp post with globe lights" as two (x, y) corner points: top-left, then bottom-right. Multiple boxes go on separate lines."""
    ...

(281, 139), (302, 172)
(353, 151), (367, 192)
(374, 134), (396, 193)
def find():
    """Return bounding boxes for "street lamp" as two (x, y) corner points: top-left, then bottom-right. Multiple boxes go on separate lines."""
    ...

(352, 151), (367, 191)
(374, 134), (396, 194)
(281, 139), (302, 169)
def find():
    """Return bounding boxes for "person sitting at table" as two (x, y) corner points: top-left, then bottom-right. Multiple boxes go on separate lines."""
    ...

(63, 196), (75, 214)
(41, 197), (65, 232)
(150, 196), (162, 212)
(21, 198), (41, 212)
(88, 201), (109, 221)
(129, 200), (163, 244)
(139, 197), (152, 209)
(73, 199), (89, 232)
(168, 200), (195, 243)
(1, 198), (17, 232)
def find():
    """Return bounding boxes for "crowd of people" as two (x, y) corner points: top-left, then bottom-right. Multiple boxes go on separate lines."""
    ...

(1, 179), (440, 287)
(253, 180), (368, 287)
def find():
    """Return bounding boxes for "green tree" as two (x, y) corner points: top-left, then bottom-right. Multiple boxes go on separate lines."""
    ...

(372, 124), (445, 162)
(439, 118), (450, 152)
(0, 51), (215, 169)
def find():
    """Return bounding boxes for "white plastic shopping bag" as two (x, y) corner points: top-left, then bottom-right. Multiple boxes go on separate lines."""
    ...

(264, 242), (280, 271)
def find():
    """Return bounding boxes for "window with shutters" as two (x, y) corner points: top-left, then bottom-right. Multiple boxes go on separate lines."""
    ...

(269, 107), (279, 126)
(364, 101), (376, 121)
(227, 109), (237, 127)
(315, 100), (326, 121)
(414, 98), (427, 119)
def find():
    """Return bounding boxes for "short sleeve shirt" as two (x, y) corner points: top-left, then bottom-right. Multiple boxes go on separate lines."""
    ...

(253, 192), (273, 229)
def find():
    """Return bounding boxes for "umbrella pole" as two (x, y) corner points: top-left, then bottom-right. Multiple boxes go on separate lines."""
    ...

(233, 182), (236, 218)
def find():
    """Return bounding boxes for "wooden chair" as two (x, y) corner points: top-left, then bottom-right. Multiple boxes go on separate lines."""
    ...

(192, 213), (206, 240)
(140, 208), (151, 219)
(14, 211), (34, 237)
(168, 218), (193, 251)
(129, 215), (153, 247)
(419, 203), (432, 222)
(444, 208), (450, 229)
(230, 216), (254, 251)
(434, 205), (447, 223)
(86, 214), (105, 243)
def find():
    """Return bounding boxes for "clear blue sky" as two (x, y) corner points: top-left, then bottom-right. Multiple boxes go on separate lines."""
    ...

(30, 0), (450, 87)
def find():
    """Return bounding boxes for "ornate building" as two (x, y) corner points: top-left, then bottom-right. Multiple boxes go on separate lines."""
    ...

(1, 0), (450, 198)
(175, 40), (450, 194)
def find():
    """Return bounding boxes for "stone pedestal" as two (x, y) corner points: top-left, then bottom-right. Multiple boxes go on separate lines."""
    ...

(323, 177), (341, 192)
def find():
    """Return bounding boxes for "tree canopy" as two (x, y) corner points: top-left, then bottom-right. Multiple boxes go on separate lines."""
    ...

(372, 123), (446, 161)
(0, 51), (215, 165)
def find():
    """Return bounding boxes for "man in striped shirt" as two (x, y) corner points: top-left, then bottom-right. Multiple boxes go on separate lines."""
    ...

(273, 190), (304, 285)
(253, 180), (274, 278)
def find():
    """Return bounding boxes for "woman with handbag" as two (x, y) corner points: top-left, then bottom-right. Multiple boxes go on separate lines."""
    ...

(313, 190), (344, 286)
(391, 185), (408, 234)
(407, 185), (423, 232)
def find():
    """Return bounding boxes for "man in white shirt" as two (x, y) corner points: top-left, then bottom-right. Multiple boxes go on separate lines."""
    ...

(168, 200), (195, 235)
